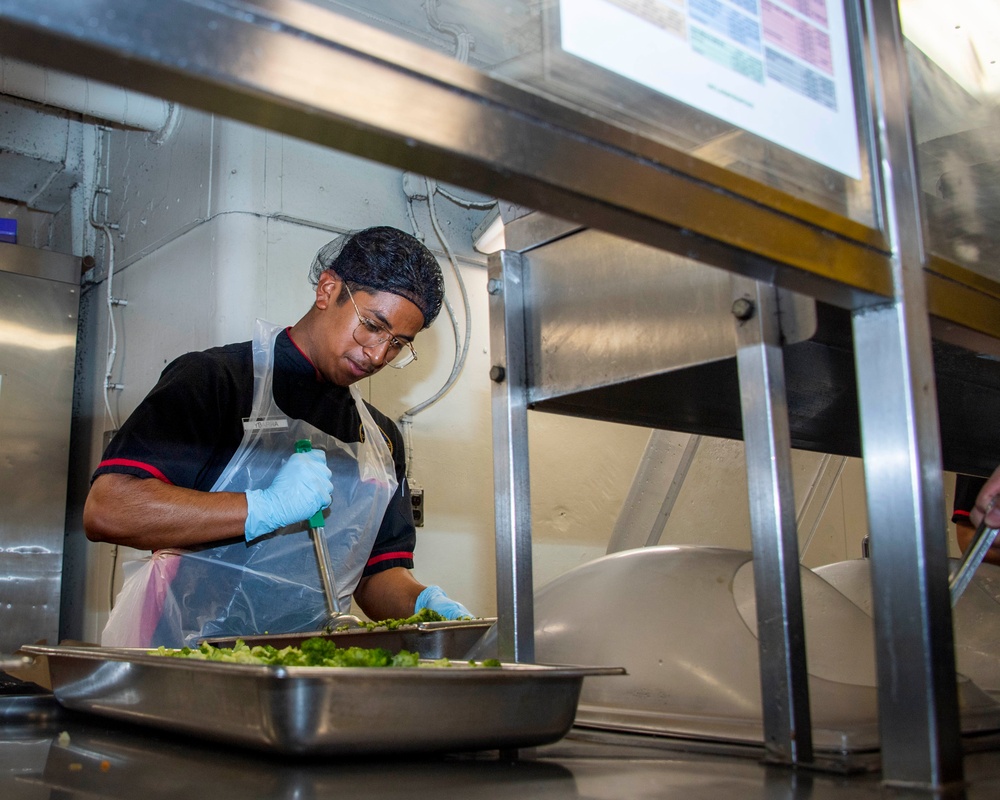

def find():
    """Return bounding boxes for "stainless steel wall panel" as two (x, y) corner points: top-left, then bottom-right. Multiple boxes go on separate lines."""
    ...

(0, 552), (63, 639)
(520, 229), (816, 404)
(0, 242), (81, 285)
(0, 247), (79, 653)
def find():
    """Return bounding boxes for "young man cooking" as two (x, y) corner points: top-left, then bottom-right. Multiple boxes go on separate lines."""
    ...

(84, 226), (472, 647)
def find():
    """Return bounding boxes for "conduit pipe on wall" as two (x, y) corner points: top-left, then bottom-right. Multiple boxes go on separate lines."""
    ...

(0, 56), (174, 136)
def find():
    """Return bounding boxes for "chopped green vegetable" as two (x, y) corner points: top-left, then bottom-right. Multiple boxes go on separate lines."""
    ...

(147, 637), (500, 669)
(331, 607), (451, 633)
(147, 638), (414, 667)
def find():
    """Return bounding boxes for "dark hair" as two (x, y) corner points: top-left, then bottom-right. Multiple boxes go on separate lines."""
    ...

(309, 227), (444, 327)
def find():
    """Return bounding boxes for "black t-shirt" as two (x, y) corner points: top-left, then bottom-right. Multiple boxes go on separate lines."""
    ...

(93, 328), (416, 575)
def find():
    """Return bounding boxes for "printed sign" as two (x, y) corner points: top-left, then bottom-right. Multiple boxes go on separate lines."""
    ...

(559, 0), (862, 178)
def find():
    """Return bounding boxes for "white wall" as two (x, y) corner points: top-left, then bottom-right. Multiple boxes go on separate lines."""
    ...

(72, 106), (968, 642)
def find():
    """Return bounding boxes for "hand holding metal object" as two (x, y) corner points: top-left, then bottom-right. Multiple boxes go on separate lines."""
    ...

(950, 495), (999, 607)
(294, 439), (362, 628)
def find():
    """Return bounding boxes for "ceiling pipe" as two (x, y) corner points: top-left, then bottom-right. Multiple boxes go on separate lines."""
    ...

(0, 56), (175, 137)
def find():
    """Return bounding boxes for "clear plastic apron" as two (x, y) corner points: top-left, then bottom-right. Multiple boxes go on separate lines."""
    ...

(101, 319), (397, 647)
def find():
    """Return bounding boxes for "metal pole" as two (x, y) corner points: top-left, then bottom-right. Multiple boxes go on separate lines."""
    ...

(487, 250), (535, 663)
(854, 0), (961, 788)
(733, 278), (813, 766)
(606, 431), (701, 554)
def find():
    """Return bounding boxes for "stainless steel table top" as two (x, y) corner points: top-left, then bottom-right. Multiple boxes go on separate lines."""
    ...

(4, 695), (1000, 799)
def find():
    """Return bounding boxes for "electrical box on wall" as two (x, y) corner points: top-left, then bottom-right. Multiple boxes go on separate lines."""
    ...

(411, 487), (424, 527)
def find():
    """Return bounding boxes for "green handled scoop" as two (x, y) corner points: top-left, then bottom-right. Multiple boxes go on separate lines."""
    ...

(294, 439), (361, 629)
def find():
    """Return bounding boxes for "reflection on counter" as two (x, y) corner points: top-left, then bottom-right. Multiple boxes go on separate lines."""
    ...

(7, 713), (582, 800)
(4, 675), (1000, 797)
(5, 707), (1000, 799)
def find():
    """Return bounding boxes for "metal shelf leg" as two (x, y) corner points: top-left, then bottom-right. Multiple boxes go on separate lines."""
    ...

(487, 250), (535, 664)
(733, 277), (814, 766)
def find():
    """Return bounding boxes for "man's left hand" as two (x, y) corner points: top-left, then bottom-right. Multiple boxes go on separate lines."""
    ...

(415, 585), (473, 619)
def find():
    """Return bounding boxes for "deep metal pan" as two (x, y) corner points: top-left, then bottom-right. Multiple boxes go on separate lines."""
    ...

(201, 618), (496, 660)
(20, 644), (622, 755)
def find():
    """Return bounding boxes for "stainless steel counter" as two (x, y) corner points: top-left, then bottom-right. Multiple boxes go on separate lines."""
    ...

(4, 695), (1000, 799)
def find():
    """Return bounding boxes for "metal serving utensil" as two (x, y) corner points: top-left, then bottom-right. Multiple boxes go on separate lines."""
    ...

(950, 495), (999, 607)
(295, 440), (364, 629)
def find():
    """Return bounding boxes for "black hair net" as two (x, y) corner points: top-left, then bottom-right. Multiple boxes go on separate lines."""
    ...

(309, 227), (444, 327)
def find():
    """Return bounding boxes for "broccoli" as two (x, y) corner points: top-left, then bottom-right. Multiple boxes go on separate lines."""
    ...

(331, 607), (449, 632)
(148, 638), (419, 667)
(146, 637), (499, 668)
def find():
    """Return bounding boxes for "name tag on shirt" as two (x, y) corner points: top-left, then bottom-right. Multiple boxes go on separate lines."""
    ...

(243, 416), (290, 432)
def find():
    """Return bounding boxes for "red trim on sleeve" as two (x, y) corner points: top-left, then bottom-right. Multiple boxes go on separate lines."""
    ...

(366, 550), (413, 567)
(97, 458), (174, 485)
(954, 509), (972, 520)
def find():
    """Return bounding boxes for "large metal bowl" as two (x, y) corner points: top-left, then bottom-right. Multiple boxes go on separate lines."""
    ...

(471, 546), (1000, 754)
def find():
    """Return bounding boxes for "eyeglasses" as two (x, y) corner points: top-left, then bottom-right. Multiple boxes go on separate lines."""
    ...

(344, 283), (418, 368)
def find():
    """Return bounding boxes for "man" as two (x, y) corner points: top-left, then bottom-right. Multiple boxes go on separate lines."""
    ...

(85, 226), (472, 646)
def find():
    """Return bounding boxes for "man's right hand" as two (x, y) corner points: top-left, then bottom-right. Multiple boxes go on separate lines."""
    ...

(244, 450), (333, 541)
(972, 465), (1000, 530)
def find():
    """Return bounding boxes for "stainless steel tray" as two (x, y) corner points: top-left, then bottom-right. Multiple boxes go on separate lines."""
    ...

(20, 644), (622, 755)
(201, 618), (495, 660)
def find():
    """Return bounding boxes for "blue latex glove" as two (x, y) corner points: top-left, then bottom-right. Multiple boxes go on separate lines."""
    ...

(244, 450), (333, 542)
(415, 585), (473, 620)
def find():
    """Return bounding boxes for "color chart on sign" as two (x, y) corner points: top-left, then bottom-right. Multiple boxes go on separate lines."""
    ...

(560, 0), (862, 179)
